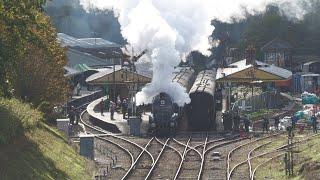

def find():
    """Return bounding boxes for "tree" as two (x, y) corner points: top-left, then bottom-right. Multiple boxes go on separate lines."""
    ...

(188, 51), (207, 73)
(45, 0), (125, 44)
(0, 1), (68, 106)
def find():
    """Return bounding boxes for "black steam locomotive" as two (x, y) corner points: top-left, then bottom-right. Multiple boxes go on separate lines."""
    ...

(149, 67), (195, 135)
(149, 92), (178, 135)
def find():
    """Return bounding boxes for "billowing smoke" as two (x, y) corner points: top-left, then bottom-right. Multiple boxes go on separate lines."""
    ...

(79, 0), (311, 106)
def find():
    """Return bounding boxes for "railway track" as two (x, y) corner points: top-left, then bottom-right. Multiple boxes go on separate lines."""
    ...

(79, 109), (156, 179)
(226, 132), (320, 180)
(77, 106), (319, 180)
(200, 136), (251, 180)
(227, 133), (283, 180)
(250, 132), (320, 180)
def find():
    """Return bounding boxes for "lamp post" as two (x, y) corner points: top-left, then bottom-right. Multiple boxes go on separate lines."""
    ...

(112, 51), (121, 102)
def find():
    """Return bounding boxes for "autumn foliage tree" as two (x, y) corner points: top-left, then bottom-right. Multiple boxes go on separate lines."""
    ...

(0, 1), (68, 107)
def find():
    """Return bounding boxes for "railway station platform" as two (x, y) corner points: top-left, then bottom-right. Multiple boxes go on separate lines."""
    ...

(86, 96), (150, 134)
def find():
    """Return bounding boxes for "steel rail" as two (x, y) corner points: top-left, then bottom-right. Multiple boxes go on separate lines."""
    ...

(227, 133), (281, 178)
(250, 133), (320, 180)
(189, 137), (231, 153)
(251, 153), (285, 180)
(248, 141), (272, 178)
(173, 137), (191, 180)
(228, 141), (272, 180)
(80, 110), (154, 162)
(155, 138), (183, 159)
(197, 133), (208, 180)
(230, 133), (320, 180)
(144, 138), (170, 180)
(173, 138), (202, 159)
(121, 137), (154, 180)
(79, 110), (155, 171)
(95, 136), (135, 174)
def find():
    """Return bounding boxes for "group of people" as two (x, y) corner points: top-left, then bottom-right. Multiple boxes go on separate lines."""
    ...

(224, 111), (318, 134)
(99, 98), (129, 120)
(222, 111), (251, 133)
(311, 114), (318, 133)
(262, 114), (318, 133)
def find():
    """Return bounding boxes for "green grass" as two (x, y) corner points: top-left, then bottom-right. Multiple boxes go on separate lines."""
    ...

(0, 98), (95, 179)
(245, 109), (276, 121)
(0, 98), (42, 144)
(255, 133), (320, 180)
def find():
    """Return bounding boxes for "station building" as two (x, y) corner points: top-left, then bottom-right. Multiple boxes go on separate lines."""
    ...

(85, 66), (151, 101)
(261, 38), (293, 69)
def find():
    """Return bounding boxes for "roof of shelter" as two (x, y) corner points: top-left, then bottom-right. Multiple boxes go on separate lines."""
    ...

(216, 59), (292, 82)
(303, 61), (320, 66)
(301, 73), (320, 77)
(64, 66), (81, 77)
(86, 66), (151, 85)
(66, 49), (110, 67)
(74, 64), (92, 72)
(57, 33), (120, 49)
(261, 38), (293, 51)
(86, 65), (123, 83)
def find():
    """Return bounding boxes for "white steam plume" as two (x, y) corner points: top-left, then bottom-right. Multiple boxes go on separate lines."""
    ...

(80, 0), (311, 106)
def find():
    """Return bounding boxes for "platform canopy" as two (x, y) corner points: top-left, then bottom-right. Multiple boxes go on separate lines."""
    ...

(216, 59), (292, 83)
(86, 65), (151, 85)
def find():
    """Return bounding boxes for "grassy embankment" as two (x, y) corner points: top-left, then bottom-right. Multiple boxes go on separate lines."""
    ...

(255, 133), (320, 180)
(0, 98), (95, 179)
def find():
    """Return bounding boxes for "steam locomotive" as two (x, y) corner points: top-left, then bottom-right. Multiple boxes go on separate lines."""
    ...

(149, 67), (195, 135)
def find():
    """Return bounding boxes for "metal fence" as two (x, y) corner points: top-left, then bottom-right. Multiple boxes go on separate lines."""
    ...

(232, 91), (286, 112)
(68, 90), (104, 108)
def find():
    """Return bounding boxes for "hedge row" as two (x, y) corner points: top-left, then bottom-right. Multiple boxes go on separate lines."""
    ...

(0, 98), (43, 144)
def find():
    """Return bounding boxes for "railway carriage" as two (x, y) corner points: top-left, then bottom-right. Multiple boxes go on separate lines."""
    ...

(189, 70), (217, 131)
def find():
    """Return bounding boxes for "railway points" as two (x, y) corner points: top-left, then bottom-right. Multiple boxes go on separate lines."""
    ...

(64, 102), (320, 180)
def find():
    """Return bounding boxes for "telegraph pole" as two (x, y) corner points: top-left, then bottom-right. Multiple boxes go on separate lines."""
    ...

(285, 126), (294, 176)
(113, 57), (116, 102)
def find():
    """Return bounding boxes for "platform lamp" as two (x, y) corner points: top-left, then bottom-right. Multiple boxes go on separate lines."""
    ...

(104, 83), (110, 111)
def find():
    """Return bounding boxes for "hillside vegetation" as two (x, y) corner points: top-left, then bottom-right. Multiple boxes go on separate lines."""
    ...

(0, 98), (94, 179)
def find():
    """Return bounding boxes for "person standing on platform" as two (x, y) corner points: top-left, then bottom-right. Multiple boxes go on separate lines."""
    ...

(243, 115), (250, 133)
(117, 96), (121, 109)
(233, 113), (240, 132)
(75, 107), (80, 125)
(262, 116), (269, 133)
(68, 106), (76, 125)
(99, 99), (104, 116)
(110, 101), (115, 120)
(122, 99), (128, 119)
(274, 116), (280, 131)
(291, 116), (296, 129)
(311, 114), (318, 133)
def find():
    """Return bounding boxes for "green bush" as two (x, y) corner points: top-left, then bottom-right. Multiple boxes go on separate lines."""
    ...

(0, 98), (43, 144)
(37, 101), (64, 124)
(244, 109), (275, 121)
